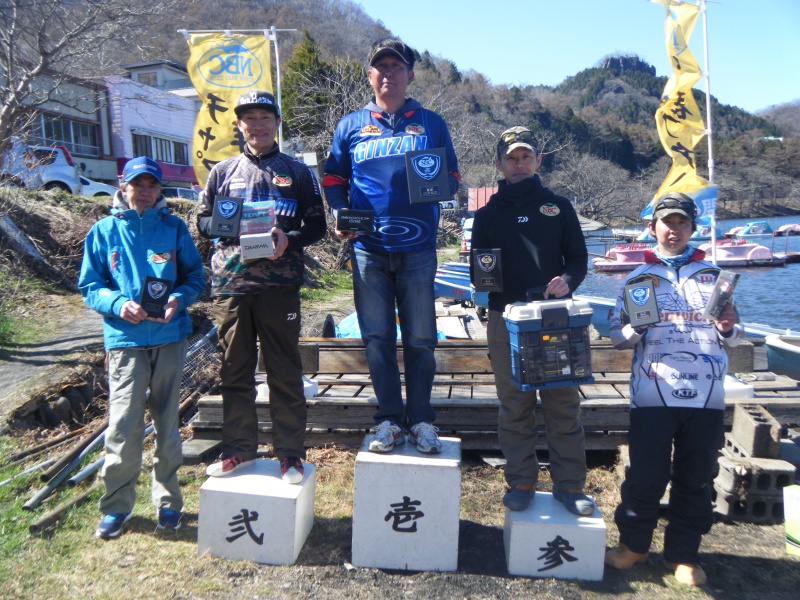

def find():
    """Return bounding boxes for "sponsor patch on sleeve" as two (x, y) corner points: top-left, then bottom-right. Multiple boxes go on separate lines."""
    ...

(540, 202), (560, 217)
(150, 251), (171, 264)
(359, 125), (381, 136)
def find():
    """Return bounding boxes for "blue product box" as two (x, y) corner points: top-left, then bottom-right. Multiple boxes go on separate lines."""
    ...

(503, 299), (595, 391)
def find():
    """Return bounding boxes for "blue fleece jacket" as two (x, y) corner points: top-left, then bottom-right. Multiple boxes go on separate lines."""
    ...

(78, 193), (206, 350)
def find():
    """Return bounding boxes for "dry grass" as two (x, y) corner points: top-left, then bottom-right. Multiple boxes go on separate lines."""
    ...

(2, 436), (800, 599)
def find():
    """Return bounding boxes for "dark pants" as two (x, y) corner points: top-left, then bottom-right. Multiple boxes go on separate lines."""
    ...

(213, 287), (306, 461)
(615, 407), (724, 564)
(487, 310), (587, 490)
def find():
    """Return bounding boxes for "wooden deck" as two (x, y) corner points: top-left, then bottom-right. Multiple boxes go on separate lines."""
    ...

(186, 336), (800, 461)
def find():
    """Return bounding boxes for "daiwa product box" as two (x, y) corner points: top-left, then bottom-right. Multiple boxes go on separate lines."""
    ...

(503, 299), (594, 391)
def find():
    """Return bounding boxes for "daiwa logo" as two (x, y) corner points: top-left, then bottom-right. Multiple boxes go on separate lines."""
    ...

(197, 42), (263, 88)
(672, 388), (698, 399)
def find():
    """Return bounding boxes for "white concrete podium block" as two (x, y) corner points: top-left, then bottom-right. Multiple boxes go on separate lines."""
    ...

(198, 459), (316, 565)
(504, 491), (606, 581)
(352, 436), (461, 571)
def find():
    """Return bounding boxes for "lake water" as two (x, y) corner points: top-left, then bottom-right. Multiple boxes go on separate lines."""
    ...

(581, 215), (800, 333)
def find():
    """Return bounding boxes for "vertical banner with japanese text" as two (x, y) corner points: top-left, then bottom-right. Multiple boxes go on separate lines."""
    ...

(185, 33), (273, 187)
(644, 0), (717, 220)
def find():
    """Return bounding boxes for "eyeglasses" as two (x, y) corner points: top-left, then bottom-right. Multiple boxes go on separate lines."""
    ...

(500, 130), (536, 145)
(654, 196), (697, 218)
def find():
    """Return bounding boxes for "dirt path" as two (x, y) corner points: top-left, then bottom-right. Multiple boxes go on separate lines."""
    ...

(0, 304), (103, 430)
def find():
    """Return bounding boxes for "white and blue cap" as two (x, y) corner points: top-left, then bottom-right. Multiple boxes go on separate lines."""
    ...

(121, 156), (162, 184)
(234, 89), (281, 119)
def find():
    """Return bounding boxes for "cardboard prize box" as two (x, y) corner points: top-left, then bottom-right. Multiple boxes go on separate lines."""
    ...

(239, 200), (275, 260)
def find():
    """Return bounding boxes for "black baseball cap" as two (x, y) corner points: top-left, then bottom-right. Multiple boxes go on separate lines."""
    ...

(367, 38), (415, 69)
(234, 90), (281, 119)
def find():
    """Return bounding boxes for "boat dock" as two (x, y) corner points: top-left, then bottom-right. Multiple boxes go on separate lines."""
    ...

(185, 319), (800, 461)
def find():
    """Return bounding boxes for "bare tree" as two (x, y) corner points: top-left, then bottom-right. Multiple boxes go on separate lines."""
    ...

(283, 58), (371, 155)
(549, 150), (635, 221)
(0, 0), (187, 156)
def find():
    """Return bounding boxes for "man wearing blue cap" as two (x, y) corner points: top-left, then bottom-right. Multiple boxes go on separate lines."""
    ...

(79, 156), (206, 539)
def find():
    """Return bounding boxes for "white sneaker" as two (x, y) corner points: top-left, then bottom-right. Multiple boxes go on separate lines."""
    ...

(409, 422), (442, 454)
(369, 421), (405, 452)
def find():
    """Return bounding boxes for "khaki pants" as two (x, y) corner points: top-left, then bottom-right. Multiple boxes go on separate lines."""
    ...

(100, 339), (186, 515)
(487, 310), (587, 490)
(213, 287), (306, 461)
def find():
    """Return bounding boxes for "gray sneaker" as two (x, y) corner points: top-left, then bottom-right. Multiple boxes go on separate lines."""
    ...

(369, 421), (405, 452)
(409, 422), (442, 454)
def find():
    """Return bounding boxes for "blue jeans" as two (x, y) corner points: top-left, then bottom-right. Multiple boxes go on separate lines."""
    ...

(350, 245), (438, 428)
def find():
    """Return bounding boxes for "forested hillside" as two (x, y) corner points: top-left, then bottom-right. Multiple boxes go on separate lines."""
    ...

(140, 0), (799, 223)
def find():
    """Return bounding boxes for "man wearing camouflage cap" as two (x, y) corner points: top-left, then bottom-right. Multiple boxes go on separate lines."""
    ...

(197, 90), (326, 482)
(470, 126), (592, 516)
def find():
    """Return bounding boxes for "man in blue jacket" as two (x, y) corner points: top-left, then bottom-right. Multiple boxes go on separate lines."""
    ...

(79, 156), (205, 539)
(323, 38), (460, 454)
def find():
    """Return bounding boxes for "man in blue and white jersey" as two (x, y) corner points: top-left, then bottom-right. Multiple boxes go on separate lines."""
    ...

(323, 37), (460, 454)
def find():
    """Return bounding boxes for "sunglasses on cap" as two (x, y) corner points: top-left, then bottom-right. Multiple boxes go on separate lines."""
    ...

(500, 129), (536, 145)
(654, 195), (697, 219)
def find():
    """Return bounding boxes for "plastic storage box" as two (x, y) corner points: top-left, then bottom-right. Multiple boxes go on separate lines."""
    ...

(503, 299), (595, 391)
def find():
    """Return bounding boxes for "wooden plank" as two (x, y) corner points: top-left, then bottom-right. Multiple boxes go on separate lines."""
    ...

(303, 339), (633, 375)
(189, 428), (631, 451)
(578, 383), (626, 400)
(181, 437), (222, 465)
(438, 316), (470, 339)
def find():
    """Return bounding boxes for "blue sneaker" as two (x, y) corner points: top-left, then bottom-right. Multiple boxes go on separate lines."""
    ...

(156, 508), (182, 532)
(503, 484), (535, 511)
(95, 513), (131, 539)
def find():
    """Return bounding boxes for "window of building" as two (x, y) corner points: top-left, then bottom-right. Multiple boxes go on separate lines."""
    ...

(29, 114), (100, 157)
(132, 133), (153, 159)
(131, 131), (190, 166)
(136, 72), (158, 87)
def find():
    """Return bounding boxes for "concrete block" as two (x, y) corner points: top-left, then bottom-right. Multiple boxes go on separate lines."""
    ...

(779, 439), (800, 474)
(714, 455), (795, 496)
(198, 459), (315, 565)
(504, 492), (606, 581)
(727, 340), (754, 374)
(713, 486), (784, 524)
(352, 436), (461, 572)
(731, 404), (781, 458)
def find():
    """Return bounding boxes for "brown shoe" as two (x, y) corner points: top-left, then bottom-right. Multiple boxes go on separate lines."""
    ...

(665, 562), (707, 586)
(604, 544), (649, 569)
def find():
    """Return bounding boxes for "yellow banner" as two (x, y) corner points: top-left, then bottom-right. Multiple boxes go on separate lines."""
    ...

(185, 33), (273, 186)
(645, 0), (716, 217)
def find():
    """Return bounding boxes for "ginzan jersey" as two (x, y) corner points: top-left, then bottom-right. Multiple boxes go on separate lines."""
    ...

(324, 98), (459, 253)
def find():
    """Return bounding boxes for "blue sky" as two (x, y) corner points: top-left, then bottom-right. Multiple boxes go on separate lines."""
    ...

(355, 0), (799, 114)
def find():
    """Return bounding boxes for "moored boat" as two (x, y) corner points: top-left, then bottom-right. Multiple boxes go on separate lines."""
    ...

(592, 243), (651, 272)
(764, 334), (800, 380)
(724, 220), (773, 237)
(775, 223), (800, 236)
(611, 226), (645, 241)
(696, 238), (786, 267)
